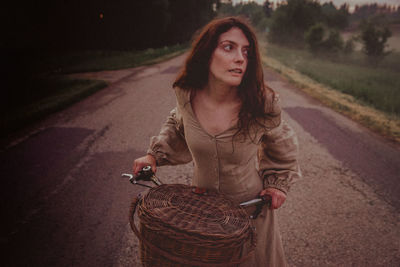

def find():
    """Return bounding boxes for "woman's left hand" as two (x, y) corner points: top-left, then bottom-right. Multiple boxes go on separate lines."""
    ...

(260, 188), (286, 210)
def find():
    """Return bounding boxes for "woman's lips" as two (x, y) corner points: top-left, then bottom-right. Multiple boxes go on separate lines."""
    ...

(229, 68), (243, 74)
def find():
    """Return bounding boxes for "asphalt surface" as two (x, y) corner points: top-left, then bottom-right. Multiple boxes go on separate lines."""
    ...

(1, 54), (399, 266)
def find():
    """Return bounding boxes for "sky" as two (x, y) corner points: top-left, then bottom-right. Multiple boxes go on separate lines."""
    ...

(233, 0), (400, 10)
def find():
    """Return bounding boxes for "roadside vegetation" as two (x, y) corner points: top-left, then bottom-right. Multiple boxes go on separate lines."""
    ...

(4, 1), (216, 139)
(2, 44), (188, 138)
(218, 0), (400, 143)
(36, 44), (188, 74)
(264, 44), (400, 116)
(262, 43), (400, 143)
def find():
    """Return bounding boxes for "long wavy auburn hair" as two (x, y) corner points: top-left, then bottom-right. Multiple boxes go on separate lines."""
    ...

(173, 16), (280, 141)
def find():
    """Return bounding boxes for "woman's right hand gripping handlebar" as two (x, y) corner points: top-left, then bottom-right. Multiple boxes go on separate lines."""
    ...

(133, 154), (157, 175)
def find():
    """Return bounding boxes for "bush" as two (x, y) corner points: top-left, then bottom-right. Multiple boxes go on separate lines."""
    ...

(305, 24), (344, 54)
(343, 39), (355, 54)
(268, 0), (350, 46)
(305, 23), (325, 52)
(322, 30), (344, 53)
(268, 0), (322, 45)
(360, 20), (392, 66)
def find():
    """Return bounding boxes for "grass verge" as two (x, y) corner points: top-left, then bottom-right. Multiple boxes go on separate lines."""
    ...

(261, 42), (400, 144)
(2, 78), (107, 136)
(3, 44), (188, 138)
(38, 43), (188, 74)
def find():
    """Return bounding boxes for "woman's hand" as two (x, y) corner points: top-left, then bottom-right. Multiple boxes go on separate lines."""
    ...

(260, 188), (286, 210)
(133, 154), (156, 175)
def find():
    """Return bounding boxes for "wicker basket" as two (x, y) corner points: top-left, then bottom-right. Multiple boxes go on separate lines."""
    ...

(129, 184), (256, 267)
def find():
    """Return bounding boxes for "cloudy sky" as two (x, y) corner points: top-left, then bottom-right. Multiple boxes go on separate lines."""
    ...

(233, 0), (400, 10)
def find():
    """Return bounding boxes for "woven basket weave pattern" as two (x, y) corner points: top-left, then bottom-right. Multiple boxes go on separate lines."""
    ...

(131, 184), (255, 266)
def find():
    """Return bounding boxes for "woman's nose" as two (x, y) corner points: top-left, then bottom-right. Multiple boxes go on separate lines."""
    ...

(234, 49), (246, 63)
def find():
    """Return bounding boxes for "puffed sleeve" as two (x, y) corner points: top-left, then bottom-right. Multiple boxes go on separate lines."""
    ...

(146, 107), (193, 166)
(258, 95), (301, 194)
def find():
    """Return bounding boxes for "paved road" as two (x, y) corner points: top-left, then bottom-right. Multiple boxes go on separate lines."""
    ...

(1, 54), (399, 266)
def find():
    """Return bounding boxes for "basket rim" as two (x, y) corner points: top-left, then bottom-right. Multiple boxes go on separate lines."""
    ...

(139, 184), (253, 241)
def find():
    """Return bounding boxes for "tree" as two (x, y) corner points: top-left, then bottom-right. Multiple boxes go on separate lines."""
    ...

(166, 0), (217, 45)
(322, 30), (344, 53)
(304, 23), (324, 52)
(305, 23), (344, 54)
(263, 0), (273, 18)
(360, 20), (392, 65)
(321, 2), (349, 29)
(218, 2), (268, 31)
(268, 0), (322, 45)
(6, 0), (218, 51)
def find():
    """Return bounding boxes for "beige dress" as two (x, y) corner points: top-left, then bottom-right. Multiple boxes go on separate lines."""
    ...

(147, 88), (301, 267)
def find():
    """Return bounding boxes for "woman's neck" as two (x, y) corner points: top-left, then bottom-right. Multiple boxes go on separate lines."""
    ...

(204, 80), (239, 104)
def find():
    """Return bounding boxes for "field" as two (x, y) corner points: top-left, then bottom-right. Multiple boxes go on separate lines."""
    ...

(261, 28), (400, 142)
(265, 44), (400, 116)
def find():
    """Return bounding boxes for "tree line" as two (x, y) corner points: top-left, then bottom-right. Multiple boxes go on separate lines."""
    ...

(2, 0), (397, 62)
(218, 0), (398, 65)
(3, 0), (218, 51)
(1, 0), (220, 119)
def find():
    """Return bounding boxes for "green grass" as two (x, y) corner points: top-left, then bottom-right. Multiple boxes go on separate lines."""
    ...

(265, 44), (400, 116)
(36, 43), (189, 74)
(2, 77), (107, 136)
(3, 44), (188, 138)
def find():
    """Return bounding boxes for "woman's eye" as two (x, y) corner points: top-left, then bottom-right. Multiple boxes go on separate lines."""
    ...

(243, 49), (249, 56)
(223, 44), (233, 51)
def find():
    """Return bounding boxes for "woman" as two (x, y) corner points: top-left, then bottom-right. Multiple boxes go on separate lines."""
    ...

(133, 16), (301, 267)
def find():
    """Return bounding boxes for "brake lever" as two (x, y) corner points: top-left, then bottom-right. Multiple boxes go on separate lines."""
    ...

(240, 195), (271, 219)
(121, 173), (153, 188)
(121, 166), (163, 188)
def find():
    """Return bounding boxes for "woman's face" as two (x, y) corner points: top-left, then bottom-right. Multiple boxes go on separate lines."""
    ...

(209, 27), (250, 88)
